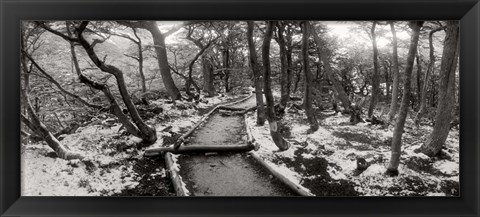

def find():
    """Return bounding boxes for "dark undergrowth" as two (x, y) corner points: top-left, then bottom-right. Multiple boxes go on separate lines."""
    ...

(272, 148), (359, 196)
(113, 156), (175, 196)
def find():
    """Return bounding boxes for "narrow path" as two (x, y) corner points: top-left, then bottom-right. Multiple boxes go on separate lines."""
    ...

(223, 95), (257, 110)
(177, 95), (296, 196)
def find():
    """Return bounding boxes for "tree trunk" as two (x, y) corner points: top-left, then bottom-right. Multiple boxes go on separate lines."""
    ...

(222, 49), (230, 92)
(202, 56), (216, 97)
(418, 21), (460, 157)
(430, 74), (437, 107)
(368, 21), (381, 118)
(136, 33), (148, 105)
(294, 67), (303, 93)
(383, 61), (391, 99)
(285, 26), (294, 103)
(21, 111), (84, 160)
(20, 29), (31, 115)
(138, 49), (148, 105)
(129, 28), (148, 105)
(415, 54), (423, 109)
(247, 21), (266, 126)
(386, 21), (424, 176)
(144, 21), (182, 101)
(74, 22), (157, 144)
(387, 21), (401, 123)
(414, 26), (444, 126)
(302, 22), (319, 132)
(186, 51), (208, 100)
(262, 21), (289, 151)
(277, 23), (290, 112)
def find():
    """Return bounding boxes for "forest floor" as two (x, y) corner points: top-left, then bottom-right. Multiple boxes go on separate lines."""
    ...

(21, 91), (248, 196)
(21, 90), (460, 197)
(245, 102), (460, 196)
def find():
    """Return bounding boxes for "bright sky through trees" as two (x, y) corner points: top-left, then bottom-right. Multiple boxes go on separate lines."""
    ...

(162, 21), (412, 50)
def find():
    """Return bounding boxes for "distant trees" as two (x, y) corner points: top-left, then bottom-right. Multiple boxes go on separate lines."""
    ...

(211, 22), (246, 93)
(112, 26), (149, 105)
(276, 22), (294, 112)
(189, 23), (219, 97)
(169, 24), (219, 100)
(386, 21), (424, 176)
(414, 24), (446, 126)
(118, 21), (184, 101)
(308, 22), (362, 124)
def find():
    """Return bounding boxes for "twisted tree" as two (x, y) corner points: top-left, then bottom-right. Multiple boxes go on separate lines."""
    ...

(418, 21), (460, 157)
(39, 21), (157, 144)
(262, 21), (290, 151)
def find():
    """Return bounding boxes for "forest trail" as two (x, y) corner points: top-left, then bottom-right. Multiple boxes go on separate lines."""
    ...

(177, 95), (296, 196)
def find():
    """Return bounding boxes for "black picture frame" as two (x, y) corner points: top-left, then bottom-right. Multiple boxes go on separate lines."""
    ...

(1, 0), (479, 216)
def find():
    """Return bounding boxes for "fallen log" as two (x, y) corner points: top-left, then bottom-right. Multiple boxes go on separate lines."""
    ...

(145, 144), (255, 156)
(164, 152), (189, 196)
(219, 105), (257, 113)
(249, 151), (315, 196)
(244, 114), (260, 151)
(218, 106), (248, 111)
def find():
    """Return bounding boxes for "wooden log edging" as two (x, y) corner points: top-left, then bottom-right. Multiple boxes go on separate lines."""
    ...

(164, 152), (190, 196)
(243, 112), (314, 196)
(249, 151), (315, 196)
(146, 144), (255, 155)
(244, 114), (259, 151)
(218, 105), (257, 114)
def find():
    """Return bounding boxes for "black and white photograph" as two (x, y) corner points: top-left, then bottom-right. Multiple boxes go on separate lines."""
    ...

(20, 20), (460, 197)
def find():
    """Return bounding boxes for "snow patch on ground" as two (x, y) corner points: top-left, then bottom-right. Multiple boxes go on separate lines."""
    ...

(22, 143), (139, 196)
(22, 94), (229, 196)
(434, 161), (459, 176)
(245, 106), (460, 196)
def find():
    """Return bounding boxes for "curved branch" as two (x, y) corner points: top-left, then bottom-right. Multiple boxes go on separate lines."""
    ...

(35, 21), (79, 42)
(22, 51), (103, 109)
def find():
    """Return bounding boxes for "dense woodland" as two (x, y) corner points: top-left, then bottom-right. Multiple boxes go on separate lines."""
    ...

(21, 21), (459, 196)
